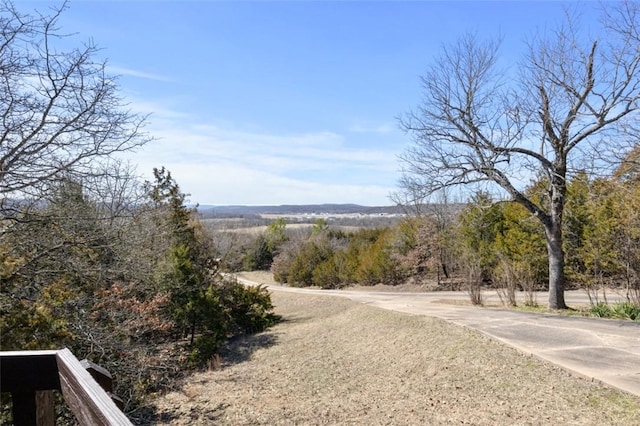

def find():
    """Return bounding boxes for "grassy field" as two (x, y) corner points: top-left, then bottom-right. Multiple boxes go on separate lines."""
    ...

(151, 289), (640, 425)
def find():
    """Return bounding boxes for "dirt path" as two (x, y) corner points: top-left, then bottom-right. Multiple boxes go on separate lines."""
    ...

(151, 284), (640, 425)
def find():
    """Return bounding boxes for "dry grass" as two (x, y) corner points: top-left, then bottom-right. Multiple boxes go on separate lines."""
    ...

(151, 289), (640, 425)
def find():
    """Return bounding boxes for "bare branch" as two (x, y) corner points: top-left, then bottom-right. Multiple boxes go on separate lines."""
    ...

(0, 1), (152, 208)
(398, 2), (640, 309)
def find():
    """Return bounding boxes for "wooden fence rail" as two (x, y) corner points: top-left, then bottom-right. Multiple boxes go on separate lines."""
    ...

(0, 348), (132, 426)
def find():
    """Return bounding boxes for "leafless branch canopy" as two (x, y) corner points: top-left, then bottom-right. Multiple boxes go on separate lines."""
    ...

(399, 3), (640, 223)
(0, 0), (151, 205)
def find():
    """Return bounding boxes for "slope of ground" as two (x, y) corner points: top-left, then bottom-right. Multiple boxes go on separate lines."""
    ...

(151, 287), (639, 425)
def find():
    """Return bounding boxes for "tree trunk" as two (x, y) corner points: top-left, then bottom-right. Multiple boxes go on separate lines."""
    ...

(545, 220), (568, 309)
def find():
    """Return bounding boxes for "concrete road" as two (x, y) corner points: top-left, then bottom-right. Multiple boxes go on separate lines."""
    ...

(235, 277), (640, 398)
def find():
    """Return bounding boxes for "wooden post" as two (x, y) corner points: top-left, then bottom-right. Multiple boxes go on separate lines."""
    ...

(80, 359), (125, 409)
(1, 349), (132, 425)
(36, 391), (55, 426)
(9, 390), (54, 426)
(1, 351), (59, 426)
(80, 359), (113, 392)
(55, 348), (132, 425)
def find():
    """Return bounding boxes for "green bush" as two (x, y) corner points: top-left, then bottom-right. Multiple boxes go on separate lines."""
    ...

(611, 302), (640, 321)
(219, 280), (280, 333)
(190, 332), (226, 366)
(272, 227), (408, 288)
(353, 228), (404, 286)
(287, 239), (335, 287)
(312, 253), (351, 289)
(187, 279), (279, 365)
(241, 219), (289, 271)
(590, 302), (613, 318)
(242, 234), (274, 270)
(590, 302), (640, 321)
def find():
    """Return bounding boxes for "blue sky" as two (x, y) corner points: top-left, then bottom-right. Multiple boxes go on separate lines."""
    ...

(21, 0), (603, 206)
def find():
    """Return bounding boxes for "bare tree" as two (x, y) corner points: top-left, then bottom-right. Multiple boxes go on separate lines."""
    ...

(0, 0), (150, 213)
(399, 3), (640, 309)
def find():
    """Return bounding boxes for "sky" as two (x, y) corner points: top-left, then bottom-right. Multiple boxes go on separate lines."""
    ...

(19, 0), (604, 206)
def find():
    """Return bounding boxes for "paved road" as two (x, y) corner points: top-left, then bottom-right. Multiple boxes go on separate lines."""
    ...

(235, 276), (640, 398)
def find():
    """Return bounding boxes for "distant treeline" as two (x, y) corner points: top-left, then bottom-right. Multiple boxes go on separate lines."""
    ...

(196, 203), (464, 218)
(219, 167), (640, 308)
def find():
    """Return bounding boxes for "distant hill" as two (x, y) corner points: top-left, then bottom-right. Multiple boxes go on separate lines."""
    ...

(196, 203), (403, 216)
(196, 203), (463, 217)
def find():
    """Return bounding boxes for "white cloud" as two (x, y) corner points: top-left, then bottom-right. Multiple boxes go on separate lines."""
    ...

(126, 117), (400, 205)
(347, 122), (395, 134)
(140, 121), (397, 171)
(148, 162), (394, 206)
(111, 92), (401, 205)
(128, 99), (190, 120)
(107, 65), (172, 82)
